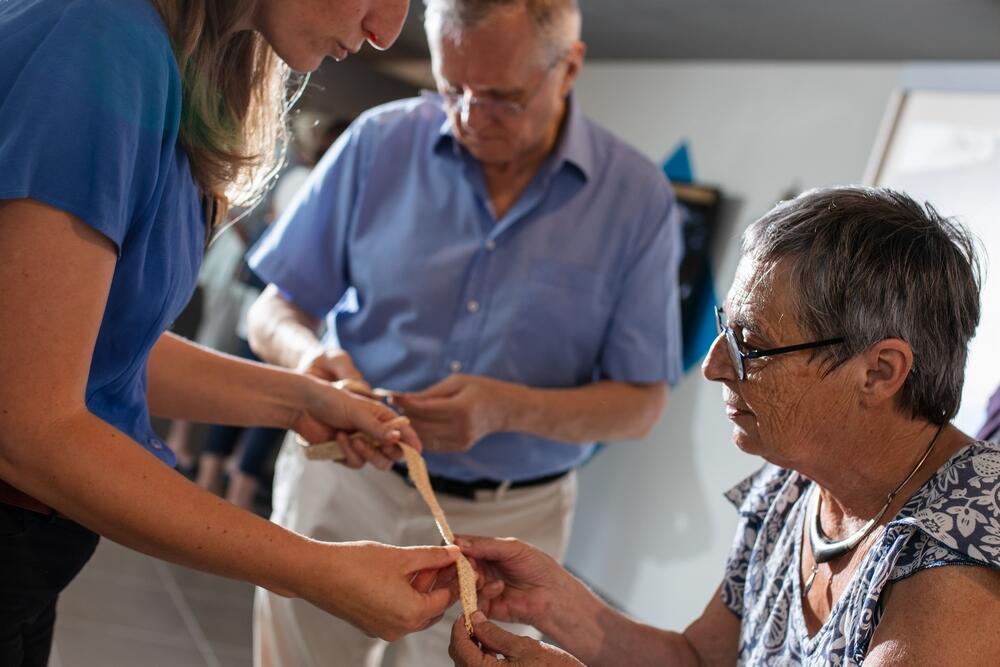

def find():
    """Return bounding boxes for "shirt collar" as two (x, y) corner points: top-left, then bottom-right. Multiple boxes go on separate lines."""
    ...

(432, 94), (594, 182)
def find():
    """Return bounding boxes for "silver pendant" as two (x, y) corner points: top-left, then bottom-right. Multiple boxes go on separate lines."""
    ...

(802, 564), (818, 596)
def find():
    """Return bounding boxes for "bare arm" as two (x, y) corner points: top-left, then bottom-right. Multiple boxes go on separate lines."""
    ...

(865, 565), (1000, 665)
(148, 332), (321, 425)
(454, 537), (739, 666)
(395, 376), (666, 453)
(0, 199), (455, 639)
(545, 581), (738, 667)
(247, 283), (323, 370)
(499, 380), (666, 443)
(251, 285), (667, 449)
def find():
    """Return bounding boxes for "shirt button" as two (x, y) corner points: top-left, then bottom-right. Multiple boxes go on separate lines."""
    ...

(467, 300), (480, 313)
(450, 360), (463, 373)
(485, 239), (497, 251)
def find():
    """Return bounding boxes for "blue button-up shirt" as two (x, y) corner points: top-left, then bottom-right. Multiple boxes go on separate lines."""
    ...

(249, 96), (682, 482)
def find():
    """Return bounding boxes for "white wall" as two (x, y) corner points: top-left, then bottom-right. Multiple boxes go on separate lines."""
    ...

(565, 62), (903, 630)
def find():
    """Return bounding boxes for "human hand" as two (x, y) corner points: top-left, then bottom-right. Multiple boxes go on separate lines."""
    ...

(296, 541), (460, 641)
(292, 375), (421, 470)
(454, 536), (569, 630)
(297, 345), (369, 387)
(449, 612), (585, 667)
(393, 374), (518, 453)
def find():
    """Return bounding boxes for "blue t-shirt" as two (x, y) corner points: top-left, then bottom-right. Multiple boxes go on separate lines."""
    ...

(0, 0), (205, 465)
(250, 97), (683, 482)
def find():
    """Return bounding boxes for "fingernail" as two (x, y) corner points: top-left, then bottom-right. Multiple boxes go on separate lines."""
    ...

(454, 537), (469, 547)
(471, 611), (487, 623)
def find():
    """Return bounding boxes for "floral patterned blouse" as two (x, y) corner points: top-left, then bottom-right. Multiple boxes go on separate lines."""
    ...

(722, 440), (1000, 666)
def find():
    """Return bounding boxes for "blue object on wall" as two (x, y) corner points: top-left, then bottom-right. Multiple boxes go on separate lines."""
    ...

(663, 142), (694, 184)
(681, 259), (719, 372)
(662, 141), (719, 372)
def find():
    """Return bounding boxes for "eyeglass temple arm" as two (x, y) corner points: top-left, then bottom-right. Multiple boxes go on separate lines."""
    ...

(743, 337), (845, 359)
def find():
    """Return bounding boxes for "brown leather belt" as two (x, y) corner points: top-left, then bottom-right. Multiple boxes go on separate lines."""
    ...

(0, 478), (53, 515)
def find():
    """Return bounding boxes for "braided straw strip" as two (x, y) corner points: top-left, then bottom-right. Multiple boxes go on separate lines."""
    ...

(296, 421), (478, 635)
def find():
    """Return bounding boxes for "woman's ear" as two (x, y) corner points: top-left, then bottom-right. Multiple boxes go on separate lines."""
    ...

(857, 338), (913, 409)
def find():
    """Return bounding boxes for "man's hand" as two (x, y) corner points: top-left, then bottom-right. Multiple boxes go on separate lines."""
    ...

(297, 345), (368, 386)
(449, 612), (584, 667)
(393, 374), (518, 453)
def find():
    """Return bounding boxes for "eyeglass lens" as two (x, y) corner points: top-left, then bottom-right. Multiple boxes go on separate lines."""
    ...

(715, 308), (746, 381)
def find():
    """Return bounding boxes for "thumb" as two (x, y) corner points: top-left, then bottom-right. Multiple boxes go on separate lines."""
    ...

(418, 586), (455, 618)
(401, 544), (460, 575)
(348, 401), (406, 442)
(330, 355), (366, 384)
(471, 613), (530, 658)
(403, 375), (463, 401)
(334, 377), (373, 395)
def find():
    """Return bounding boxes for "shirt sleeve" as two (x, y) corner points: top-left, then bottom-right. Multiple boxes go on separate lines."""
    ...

(598, 174), (684, 385)
(0, 4), (175, 251)
(247, 119), (370, 319)
(721, 464), (795, 616)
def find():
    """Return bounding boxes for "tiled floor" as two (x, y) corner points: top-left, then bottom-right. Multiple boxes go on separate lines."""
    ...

(49, 539), (254, 667)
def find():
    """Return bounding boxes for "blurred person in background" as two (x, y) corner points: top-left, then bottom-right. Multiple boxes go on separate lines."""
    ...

(976, 384), (1000, 443)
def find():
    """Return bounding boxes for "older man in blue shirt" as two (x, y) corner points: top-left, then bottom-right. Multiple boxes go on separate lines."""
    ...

(247, 0), (681, 665)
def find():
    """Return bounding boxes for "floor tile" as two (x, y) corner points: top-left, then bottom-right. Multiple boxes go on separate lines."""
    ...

(81, 539), (160, 582)
(213, 644), (254, 667)
(58, 574), (190, 641)
(181, 586), (253, 651)
(168, 562), (254, 602)
(52, 623), (208, 667)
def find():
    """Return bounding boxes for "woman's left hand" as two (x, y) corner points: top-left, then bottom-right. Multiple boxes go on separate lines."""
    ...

(449, 612), (585, 667)
(291, 375), (422, 469)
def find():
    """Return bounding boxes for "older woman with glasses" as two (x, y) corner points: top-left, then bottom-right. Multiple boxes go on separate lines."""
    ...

(448, 186), (1000, 666)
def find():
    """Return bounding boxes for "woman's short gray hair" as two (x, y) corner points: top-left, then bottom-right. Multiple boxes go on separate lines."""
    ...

(743, 186), (981, 424)
(423, 0), (581, 63)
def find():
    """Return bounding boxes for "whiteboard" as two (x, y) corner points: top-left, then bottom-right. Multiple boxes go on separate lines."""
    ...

(869, 90), (1000, 434)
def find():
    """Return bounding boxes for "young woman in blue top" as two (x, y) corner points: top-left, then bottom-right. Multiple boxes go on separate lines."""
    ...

(0, 1), (458, 664)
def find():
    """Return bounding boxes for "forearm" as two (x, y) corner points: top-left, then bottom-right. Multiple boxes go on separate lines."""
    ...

(246, 284), (323, 369)
(542, 575), (698, 667)
(147, 332), (306, 427)
(501, 381), (666, 444)
(0, 409), (309, 596)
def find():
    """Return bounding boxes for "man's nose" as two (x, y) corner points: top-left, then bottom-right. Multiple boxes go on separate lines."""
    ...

(459, 97), (494, 133)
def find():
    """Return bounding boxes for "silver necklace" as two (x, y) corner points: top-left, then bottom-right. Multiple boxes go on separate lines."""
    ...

(802, 424), (944, 597)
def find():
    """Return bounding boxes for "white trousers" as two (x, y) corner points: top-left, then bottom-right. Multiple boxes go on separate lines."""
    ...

(254, 433), (578, 667)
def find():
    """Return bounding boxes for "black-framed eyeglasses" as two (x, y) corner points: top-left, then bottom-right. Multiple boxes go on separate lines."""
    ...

(714, 306), (845, 381)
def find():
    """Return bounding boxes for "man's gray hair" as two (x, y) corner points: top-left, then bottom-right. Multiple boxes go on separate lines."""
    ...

(423, 0), (581, 62)
(743, 186), (981, 424)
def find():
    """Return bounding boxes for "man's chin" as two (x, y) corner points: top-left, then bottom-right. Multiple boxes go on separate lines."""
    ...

(460, 138), (513, 163)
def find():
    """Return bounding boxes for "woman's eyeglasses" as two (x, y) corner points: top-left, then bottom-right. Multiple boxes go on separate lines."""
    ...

(715, 306), (844, 381)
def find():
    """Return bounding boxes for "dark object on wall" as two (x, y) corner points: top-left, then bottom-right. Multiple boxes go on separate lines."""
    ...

(672, 183), (723, 370)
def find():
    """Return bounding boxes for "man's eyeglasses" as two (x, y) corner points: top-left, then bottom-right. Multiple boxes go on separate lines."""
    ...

(422, 55), (565, 125)
(715, 306), (844, 381)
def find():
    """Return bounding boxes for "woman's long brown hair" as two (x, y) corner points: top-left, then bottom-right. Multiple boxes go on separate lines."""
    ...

(151, 0), (301, 227)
